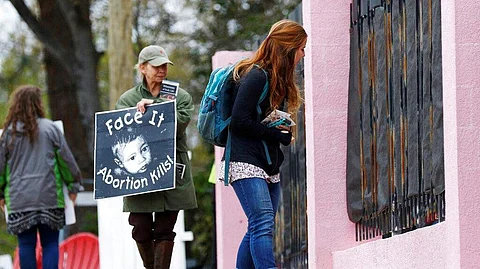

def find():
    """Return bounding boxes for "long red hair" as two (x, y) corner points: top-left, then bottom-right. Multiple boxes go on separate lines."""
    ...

(233, 19), (307, 114)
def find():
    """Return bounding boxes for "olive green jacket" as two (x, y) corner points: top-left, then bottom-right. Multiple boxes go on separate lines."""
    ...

(115, 81), (197, 212)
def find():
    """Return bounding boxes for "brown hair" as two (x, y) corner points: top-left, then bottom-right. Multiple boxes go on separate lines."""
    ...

(233, 19), (307, 114)
(2, 85), (45, 144)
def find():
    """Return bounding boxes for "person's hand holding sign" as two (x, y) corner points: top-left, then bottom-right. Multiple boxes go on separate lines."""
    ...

(136, 98), (154, 114)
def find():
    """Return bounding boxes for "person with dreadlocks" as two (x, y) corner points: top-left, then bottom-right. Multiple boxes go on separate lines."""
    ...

(0, 85), (83, 269)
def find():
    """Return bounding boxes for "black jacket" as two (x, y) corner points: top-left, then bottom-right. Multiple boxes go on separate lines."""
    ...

(227, 67), (292, 176)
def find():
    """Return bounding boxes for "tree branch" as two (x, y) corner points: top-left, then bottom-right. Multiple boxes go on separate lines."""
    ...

(9, 0), (73, 75)
(54, 0), (79, 36)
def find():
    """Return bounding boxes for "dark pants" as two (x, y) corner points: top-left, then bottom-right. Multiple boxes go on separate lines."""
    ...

(17, 224), (59, 269)
(128, 210), (179, 243)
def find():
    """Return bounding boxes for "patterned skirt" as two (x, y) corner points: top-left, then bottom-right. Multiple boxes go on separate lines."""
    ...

(7, 208), (65, 235)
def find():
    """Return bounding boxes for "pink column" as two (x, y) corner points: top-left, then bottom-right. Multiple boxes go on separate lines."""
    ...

(302, 1), (358, 268)
(451, 0), (480, 267)
(301, 0), (480, 268)
(212, 51), (254, 269)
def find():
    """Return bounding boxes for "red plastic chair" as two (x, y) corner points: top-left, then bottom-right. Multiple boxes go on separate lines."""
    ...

(13, 232), (100, 269)
(58, 232), (99, 269)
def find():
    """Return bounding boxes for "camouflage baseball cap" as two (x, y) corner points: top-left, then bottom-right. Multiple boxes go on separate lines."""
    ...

(137, 45), (174, 66)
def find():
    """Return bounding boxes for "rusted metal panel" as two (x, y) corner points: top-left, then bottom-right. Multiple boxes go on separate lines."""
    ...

(421, 0), (433, 194)
(405, 0), (419, 201)
(347, 0), (445, 240)
(431, 0), (445, 200)
(361, 12), (374, 215)
(346, 5), (363, 223)
(374, 6), (390, 214)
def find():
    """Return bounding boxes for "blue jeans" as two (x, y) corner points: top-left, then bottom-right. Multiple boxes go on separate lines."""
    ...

(232, 177), (280, 269)
(17, 224), (59, 269)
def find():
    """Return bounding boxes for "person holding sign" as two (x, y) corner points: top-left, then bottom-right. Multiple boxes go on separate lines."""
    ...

(0, 85), (83, 269)
(116, 45), (197, 269)
(221, 20), (307, 268)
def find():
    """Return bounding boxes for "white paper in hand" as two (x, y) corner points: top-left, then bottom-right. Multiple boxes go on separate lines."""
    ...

(63, 184), (76, 225)
(261, 109), (296, 127)
(55, 121), (76, 225)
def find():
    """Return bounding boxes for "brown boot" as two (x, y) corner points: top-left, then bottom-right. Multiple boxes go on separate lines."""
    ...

(136, 241), (155, 269)
(153, 240), (174, 269)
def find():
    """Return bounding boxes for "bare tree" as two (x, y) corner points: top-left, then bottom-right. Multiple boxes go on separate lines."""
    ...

(108, 0), (134, 109)
(9, 0), (101, 175)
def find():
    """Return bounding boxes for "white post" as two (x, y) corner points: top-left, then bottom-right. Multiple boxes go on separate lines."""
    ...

(97, 197), (193, 269)
(171, 210), (194, 269)
(0, 255), (13, 269)
(98, 197), (142, 269)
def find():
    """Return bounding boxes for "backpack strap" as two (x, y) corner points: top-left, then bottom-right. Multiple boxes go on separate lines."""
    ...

(223, 129), (232, 186)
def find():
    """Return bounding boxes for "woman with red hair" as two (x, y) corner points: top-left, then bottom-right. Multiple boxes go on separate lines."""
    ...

(223, 20), (307, 268)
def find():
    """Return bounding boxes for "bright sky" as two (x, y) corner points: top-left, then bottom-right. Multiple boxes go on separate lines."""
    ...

(0, 1), (18, 43)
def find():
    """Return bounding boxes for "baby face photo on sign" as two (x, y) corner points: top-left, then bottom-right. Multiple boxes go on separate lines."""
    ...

(93, 100), (177, 199)
(111, 128), (152, 176)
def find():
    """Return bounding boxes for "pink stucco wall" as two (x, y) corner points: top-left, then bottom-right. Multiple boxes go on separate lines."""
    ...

(301, 0), (479, 268)
(212, 51), (254, 269)
(214, 0), (480, 267)
(302, 1), (358, 268)
(453, 0), (480, 267)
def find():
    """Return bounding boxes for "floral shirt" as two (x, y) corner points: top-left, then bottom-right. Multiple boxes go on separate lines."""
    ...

(219, 161), (280, 184)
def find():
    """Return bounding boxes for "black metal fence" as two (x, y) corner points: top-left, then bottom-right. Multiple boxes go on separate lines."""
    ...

(346, 0), (446, 241)
(273, 4), (309, 268)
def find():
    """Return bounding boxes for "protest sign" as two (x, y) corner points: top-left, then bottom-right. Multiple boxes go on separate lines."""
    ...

(94, 100), (177, 199)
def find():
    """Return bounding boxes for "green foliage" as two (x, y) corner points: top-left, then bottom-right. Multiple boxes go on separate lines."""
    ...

(77, 207), (99, 235)
(0, 213), (16, 256)
(180, 0), (302, 105)
(185, 0), (301, 51)
(0, 30), (46, 127)
(97, 53), (110, 110)
(185, 139), (215, 267)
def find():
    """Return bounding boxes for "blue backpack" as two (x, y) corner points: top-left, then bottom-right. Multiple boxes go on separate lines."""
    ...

(197, 64), (271, 185)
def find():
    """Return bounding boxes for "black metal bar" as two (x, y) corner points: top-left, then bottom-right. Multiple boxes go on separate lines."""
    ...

(370, 0), (383, 10)
(361, 0), (369, 18)
(349, 0), (445, 241)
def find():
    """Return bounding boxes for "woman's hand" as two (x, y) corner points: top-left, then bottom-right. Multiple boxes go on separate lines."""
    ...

(69, 193), (77, 204)
(0, 199), (5, 212)
(275, 124), (291, 132)
(136, 98), (154, 113)
(275, 125), (295, 144)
